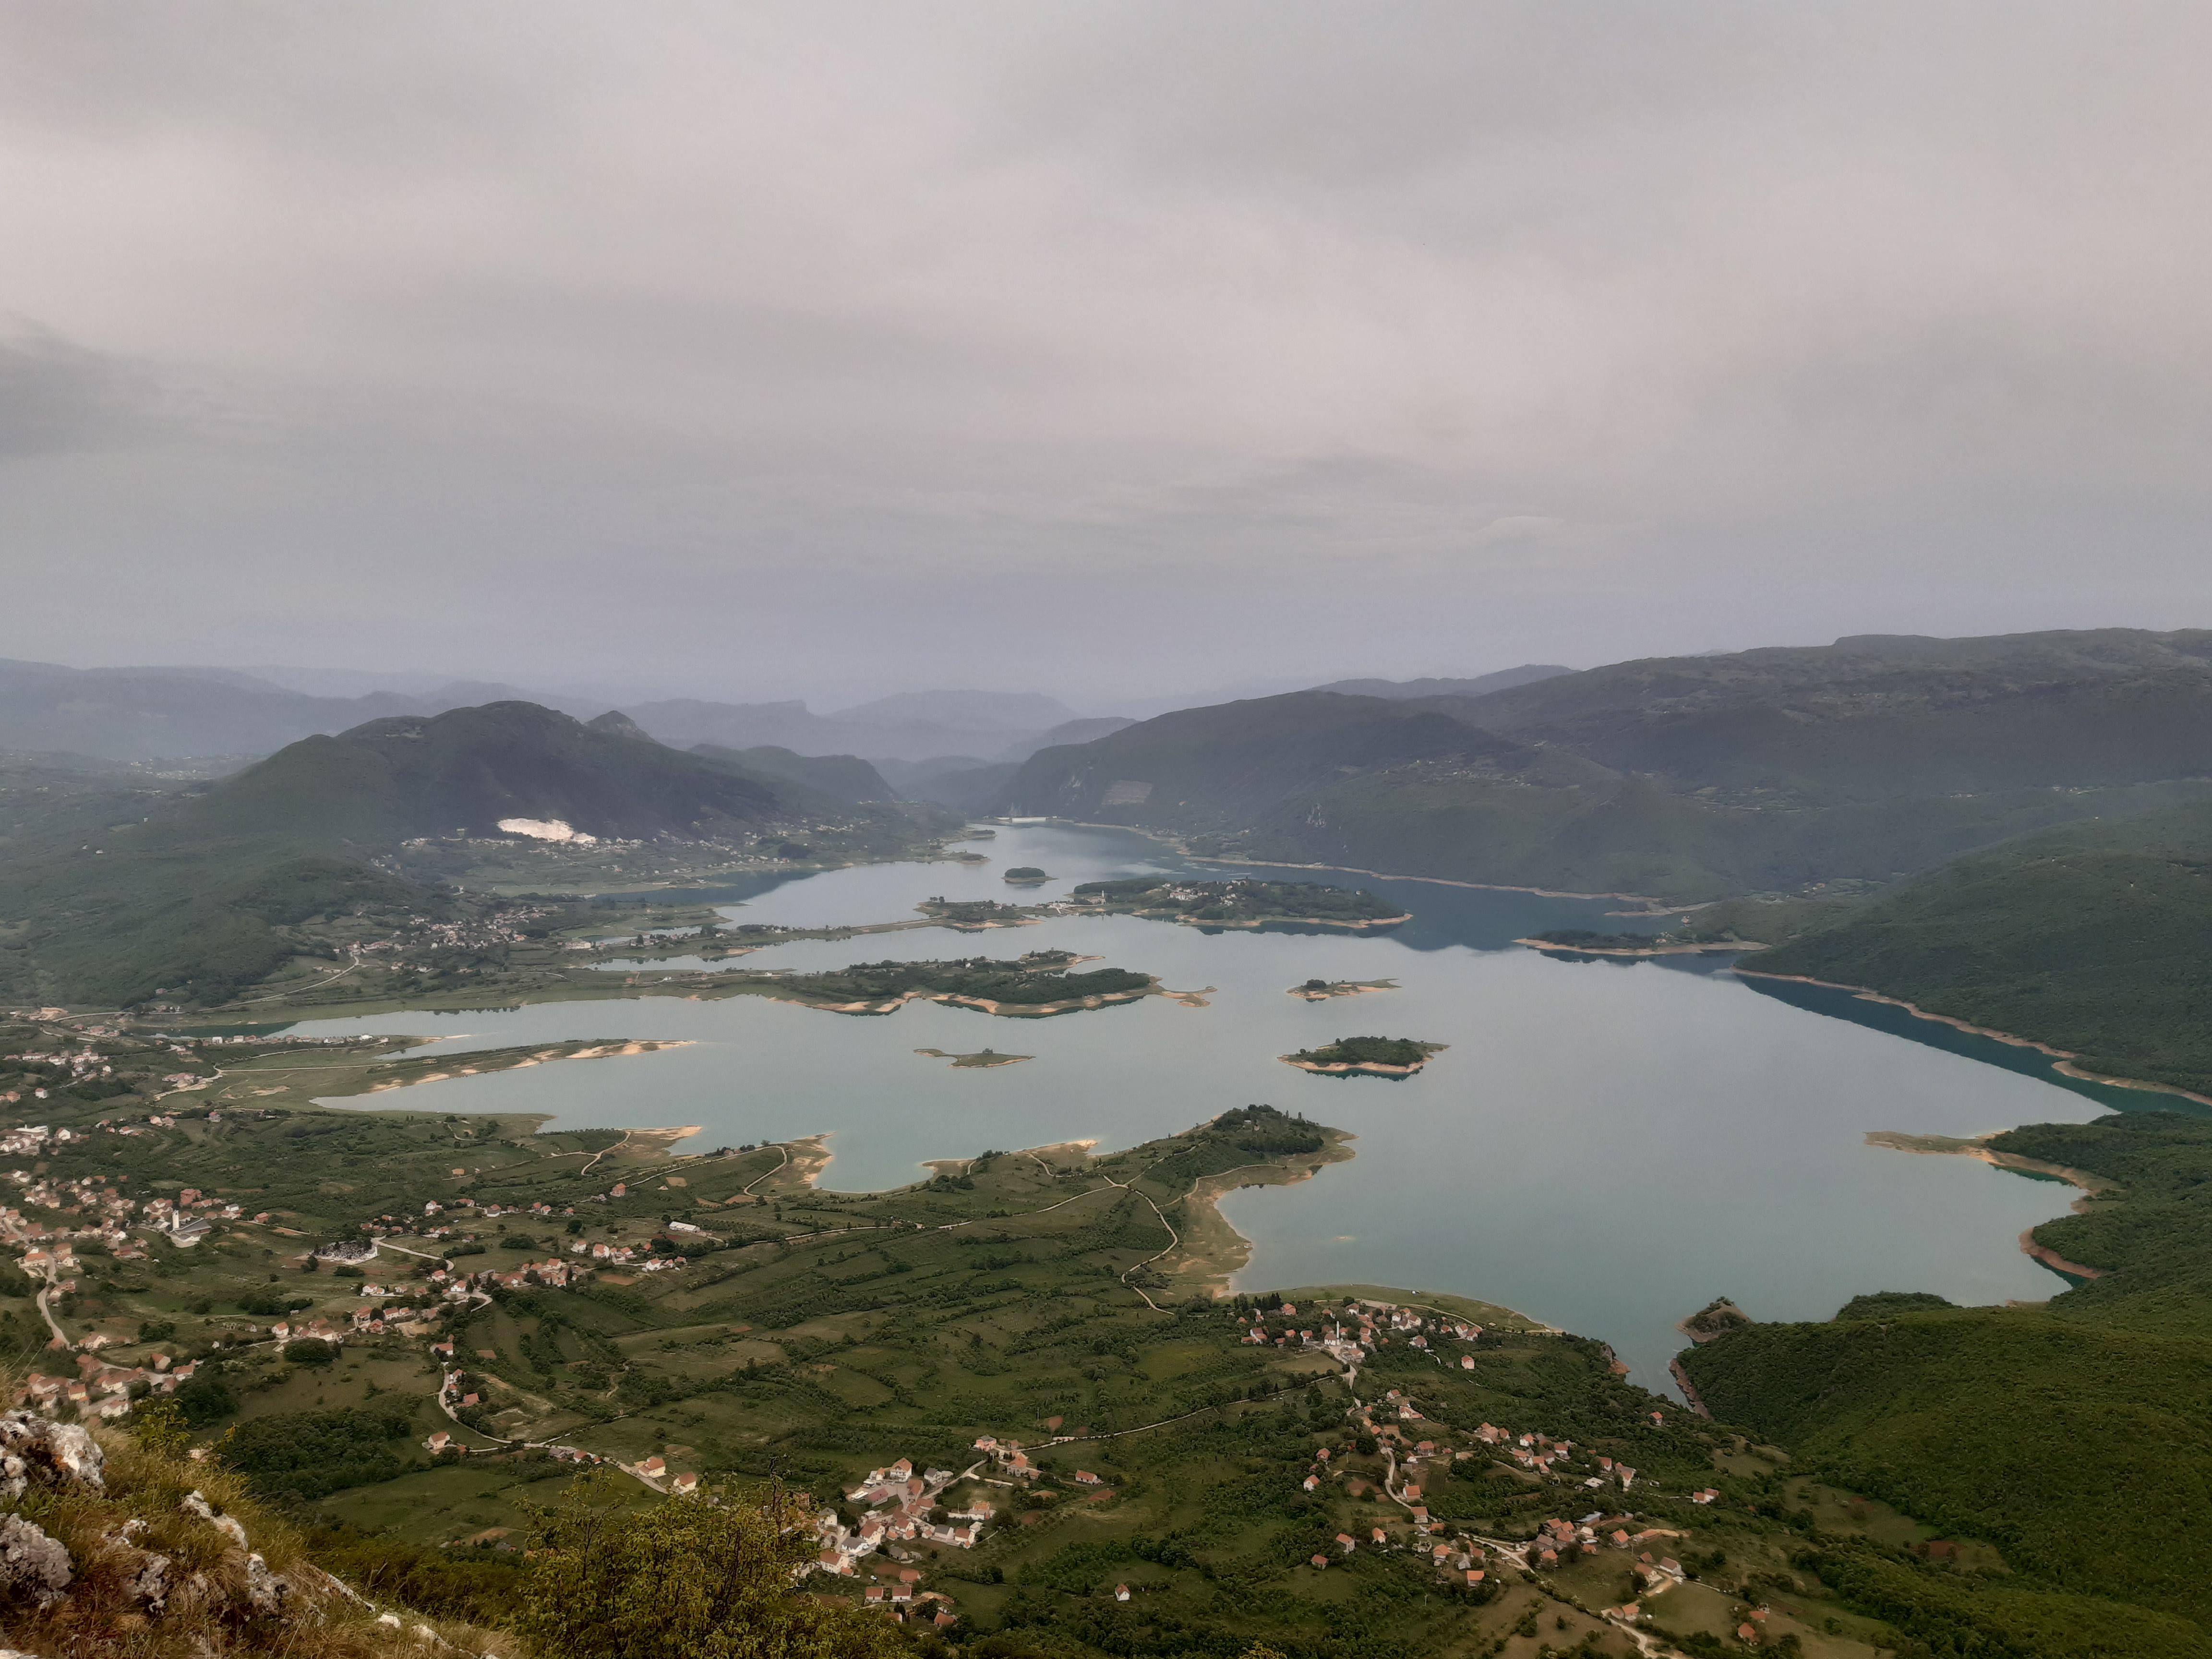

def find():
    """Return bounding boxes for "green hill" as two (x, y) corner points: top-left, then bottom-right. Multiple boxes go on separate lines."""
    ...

(1002, 630), (2212, 902)
(687, 742), (895, 805)
(197, 701), (786, 843)
(1728, 799), (2212, 1094)
(0, 702), (890, 1008)
(1679, 1110), (2212, 1641)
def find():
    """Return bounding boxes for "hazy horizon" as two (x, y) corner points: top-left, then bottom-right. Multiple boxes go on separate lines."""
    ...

(7, 4), (2212, 705)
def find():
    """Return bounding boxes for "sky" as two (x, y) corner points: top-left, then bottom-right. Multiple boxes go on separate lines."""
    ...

(3, 2), (2210, 710)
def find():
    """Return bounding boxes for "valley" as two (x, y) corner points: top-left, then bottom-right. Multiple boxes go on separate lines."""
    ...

(8, 633), (2212, 1656)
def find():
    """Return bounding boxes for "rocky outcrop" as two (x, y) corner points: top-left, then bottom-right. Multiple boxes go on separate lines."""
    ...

(0, 1514), (71, 1606)
(0, 1410), (104, 1499)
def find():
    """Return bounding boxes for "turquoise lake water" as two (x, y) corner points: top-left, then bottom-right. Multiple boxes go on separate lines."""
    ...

(277, 823), (2149, 1390)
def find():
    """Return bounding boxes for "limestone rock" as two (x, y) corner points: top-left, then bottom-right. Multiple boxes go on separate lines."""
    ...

(245, 1551), (288, 1615)
(0, 1512), (72, 1606)
(0, 1410), (105, 1499)
(180, 1490), (249, 1549)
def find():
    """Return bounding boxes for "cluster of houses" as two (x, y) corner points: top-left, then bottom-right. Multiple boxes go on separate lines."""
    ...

(1464, 1422), (1642, 1492)
(17, 1349), (203, 1419)
(268, 1317), (347, 1345)
(0, 1041), (129, 1106)
(1239, 1297), (1484, 1371)
(0, 1167), (257, 1261)
(459, 1257), (584, 1292)
(419, 1419), (699, 1496)
(351, 906), (555, 961)
(813, 1457), (995, 1572)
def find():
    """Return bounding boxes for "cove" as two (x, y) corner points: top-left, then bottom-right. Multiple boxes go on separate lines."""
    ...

(274, 823), (2104, 1391)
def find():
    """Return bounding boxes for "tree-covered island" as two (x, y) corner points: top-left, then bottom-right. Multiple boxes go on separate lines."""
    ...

(1282, 1035), (1448, 1076)
(746, 955), (1156, 1016)
(1289, 977), (1398, 1000)
(915, 896), (1035, 928)
(1001, 866), (1051, 884)
(1067, 877), (1410, 929)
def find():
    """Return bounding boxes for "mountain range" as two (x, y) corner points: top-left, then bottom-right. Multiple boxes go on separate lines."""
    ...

(0, 701), (938, 1008)
(0, 659), (1140, 773)
(1002, 628), (2212, 902)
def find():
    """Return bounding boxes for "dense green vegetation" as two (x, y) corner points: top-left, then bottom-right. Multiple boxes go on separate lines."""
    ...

(687, 741), (897, 805)
(1069, 878), (1407, 927)
(1009, 629), (2212, 903)
(513, 1474), (905, 1659)
(226, 1398), (427, 1501)
(1680, 1109), (2212, 1649)
(759, 956), (1154, 1011)
(1284, 1037), (1443, 1072)
(1527, 929), (1671, 951)
(0, 706), (953, 1010)
(1725, 799), (2212, 1094)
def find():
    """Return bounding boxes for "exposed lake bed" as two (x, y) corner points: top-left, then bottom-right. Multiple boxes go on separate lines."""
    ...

(274, 822), (2141, 1390)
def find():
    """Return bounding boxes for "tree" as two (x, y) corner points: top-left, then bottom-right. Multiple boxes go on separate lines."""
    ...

(513, 1473), (908, 1659)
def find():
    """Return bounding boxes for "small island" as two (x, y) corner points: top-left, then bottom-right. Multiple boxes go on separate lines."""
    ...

(917, 896), (1035, 928)
(1288, 977), (1398, 1001)
(752, 955), (1157, 1017)
(914, 1046), (1033, 1069)
(1069, 877), (1410, 929)
(1002, 866), (1051, 885)
(1281, 1034), (1447, 1077)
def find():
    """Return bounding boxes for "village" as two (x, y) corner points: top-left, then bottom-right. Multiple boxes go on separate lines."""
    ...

(0, 1018), (1827, 1652)
(1238, 1295), (1751, 1635)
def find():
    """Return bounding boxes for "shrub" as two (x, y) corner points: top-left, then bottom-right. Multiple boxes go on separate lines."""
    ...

(513, 1473), (907, 1659)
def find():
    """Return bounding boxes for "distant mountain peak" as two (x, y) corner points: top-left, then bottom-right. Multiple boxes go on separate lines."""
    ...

(586, 709), (656, 742)
(1314, 664), (1575, 701)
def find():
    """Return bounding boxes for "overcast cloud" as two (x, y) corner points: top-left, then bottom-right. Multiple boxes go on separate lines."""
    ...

(1, 2), (2208, 707)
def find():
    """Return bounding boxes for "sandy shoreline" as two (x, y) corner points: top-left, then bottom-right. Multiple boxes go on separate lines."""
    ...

(1281, 1041), (1445, 1079)
(2017, 1229), (2106, 1280)
(1280, 1058), (1440, 1078)
(770, 982), (1154, 1018)
(1863, 1130), (2119, 1195)
(1164, 1127), (1358, 1292)
(361, 1037), (692, 1093)
(1516, 937), (1751, 959)
(1738, 969), (2212, 1109)
(1046, 819), (1686, 907)
(1864, 1130), (2115, 1280)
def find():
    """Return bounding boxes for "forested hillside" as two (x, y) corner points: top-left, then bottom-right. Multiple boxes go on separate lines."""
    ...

(1731, 801), (2212, 1094)
(0, 702), (937, 1008)
(1680, 1111), (2212, 1646)
(1003, 629), (2212, 903)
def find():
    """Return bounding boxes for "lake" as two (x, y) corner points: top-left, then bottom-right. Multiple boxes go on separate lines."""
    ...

(277, 822), (2144, 1391)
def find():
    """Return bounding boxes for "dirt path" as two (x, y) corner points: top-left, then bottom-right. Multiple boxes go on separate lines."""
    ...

(230, 951), (363, 1004)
